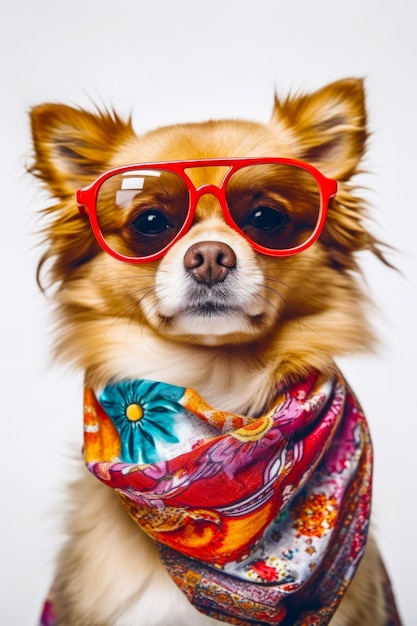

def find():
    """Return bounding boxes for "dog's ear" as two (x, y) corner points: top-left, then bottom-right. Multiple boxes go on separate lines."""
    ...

(271, 78), (367, 180)
(30, 104), (134, 198)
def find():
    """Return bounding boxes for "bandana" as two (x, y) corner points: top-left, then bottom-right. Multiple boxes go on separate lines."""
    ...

(40, 370), (401, 626)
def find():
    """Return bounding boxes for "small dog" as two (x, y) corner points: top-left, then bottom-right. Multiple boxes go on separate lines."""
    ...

(31, 78), (400, 625)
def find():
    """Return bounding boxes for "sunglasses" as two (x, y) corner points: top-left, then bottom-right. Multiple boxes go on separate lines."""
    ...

(76, 158), (337, 263)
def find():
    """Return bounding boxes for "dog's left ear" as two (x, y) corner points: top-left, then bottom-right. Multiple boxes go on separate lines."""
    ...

(271, 78), (367, 180)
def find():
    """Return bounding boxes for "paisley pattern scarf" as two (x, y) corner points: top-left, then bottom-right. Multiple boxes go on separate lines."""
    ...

(40, 370), (401, 626)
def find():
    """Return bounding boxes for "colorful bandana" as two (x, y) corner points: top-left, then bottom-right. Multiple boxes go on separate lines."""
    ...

(40, 371), (401, 626)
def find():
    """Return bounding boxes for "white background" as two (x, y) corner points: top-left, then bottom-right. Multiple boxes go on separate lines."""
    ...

(1, 1), (416, 624)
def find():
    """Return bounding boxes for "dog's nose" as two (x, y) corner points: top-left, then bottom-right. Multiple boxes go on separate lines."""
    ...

(184, 241), (237, 285)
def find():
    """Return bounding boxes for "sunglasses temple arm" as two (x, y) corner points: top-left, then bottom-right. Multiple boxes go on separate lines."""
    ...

(76, 189), (89, 217)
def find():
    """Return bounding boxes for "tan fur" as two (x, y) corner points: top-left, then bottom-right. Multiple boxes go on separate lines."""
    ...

(31, 78), (391, 625)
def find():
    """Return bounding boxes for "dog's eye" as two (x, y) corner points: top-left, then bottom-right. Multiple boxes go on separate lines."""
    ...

(249, 205), (289, 231)
(131, 209), (171, 235)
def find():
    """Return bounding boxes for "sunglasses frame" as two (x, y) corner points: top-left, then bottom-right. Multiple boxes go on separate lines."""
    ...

(76, 157), (337, 263)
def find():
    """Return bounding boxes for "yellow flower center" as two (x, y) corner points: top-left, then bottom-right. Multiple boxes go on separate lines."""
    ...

(126, 403), (144, 422)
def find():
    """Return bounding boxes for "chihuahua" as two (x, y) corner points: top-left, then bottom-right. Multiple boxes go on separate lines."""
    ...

(32, 78), (400, 625)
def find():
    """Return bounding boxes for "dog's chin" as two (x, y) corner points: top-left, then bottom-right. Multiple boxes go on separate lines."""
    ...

(155, 306), (267, 346)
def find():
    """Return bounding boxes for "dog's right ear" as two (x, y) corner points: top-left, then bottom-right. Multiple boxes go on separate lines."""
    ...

(30, 104), (134, 198)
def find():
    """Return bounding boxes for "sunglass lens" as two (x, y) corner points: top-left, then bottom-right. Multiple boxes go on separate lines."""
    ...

(225, 164), (321, 251)
(96, 169), (190, 259)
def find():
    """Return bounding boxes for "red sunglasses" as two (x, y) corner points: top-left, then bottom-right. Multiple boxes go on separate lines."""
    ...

(76, 157), (337, 263)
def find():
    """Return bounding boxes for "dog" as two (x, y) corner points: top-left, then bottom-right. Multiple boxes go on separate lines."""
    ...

(31, 78), (400, 625)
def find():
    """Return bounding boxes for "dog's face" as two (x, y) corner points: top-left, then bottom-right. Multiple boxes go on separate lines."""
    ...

(31, 78), (382, 392)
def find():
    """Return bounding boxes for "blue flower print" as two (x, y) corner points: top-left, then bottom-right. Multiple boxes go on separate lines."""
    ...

(99, 379), (185, 465)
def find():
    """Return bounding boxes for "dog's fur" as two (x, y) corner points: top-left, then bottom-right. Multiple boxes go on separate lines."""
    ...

(31, 78), (392, 625)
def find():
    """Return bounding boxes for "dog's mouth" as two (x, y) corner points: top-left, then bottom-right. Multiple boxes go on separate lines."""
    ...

(175, 285), (242, 316)
(156, 286), (267, 340)
(182, 301), (237, 316)
(160, 301), (265, 321)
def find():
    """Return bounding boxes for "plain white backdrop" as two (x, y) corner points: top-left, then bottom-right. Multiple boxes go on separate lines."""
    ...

(1, 1), (416, 624)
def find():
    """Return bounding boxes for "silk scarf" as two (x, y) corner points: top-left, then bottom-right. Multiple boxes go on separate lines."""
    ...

(40, 370), (400, 626)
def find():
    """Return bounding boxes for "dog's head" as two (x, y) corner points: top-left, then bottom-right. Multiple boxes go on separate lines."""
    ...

(30, 78), (386, 387)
